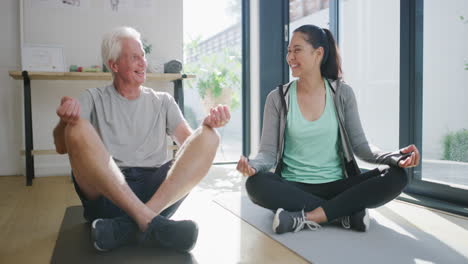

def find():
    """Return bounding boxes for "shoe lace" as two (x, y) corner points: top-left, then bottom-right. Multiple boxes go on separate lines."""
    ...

(341, 216), (351, 229)
(292, 210), (321, 233)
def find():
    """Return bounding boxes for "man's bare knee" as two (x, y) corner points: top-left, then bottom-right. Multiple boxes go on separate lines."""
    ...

(64, 119), (95, 149)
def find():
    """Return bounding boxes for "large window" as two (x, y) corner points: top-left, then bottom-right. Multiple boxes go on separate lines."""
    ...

(421, 0), (468, 189)
(183, 0), (243, 162)
(340, 0), (401, 167)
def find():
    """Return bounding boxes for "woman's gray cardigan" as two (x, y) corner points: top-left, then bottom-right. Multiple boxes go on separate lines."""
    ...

(248, 79), (404, 178)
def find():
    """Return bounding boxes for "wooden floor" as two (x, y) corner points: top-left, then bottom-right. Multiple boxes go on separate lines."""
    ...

(0, 175), (308, 264)
(4, 171), (467, 264)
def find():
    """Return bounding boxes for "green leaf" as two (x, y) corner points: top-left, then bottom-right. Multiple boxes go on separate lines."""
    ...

(183, 41), (242, 110)
(442, 129), (468, 162)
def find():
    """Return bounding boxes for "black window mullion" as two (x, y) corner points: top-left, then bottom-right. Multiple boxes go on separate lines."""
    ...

(282, 0), (290, 84)
(329, 0), (340, 43)
(399, 0), (423, 180)
(242, 0), (251, 157)
(259, 0), (288, 131)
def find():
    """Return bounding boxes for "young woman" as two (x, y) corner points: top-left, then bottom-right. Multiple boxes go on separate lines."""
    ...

(236, 24), (420, 234)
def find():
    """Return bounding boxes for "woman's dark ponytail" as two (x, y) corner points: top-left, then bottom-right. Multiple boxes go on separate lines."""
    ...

(321, 28), (341, 80)
(293, 25), (342, 80)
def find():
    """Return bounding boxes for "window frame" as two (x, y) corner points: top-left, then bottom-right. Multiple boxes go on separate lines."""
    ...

(400, 0), (468, 213)
(242, 0), (251, 157)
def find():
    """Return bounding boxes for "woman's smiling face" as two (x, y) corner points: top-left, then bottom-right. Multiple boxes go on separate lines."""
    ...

(287, 32), (322, 78)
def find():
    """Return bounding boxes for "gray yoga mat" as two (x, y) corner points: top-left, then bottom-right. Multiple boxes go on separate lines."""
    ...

(214, 194), (468, 264)
(50, 206), (197, 264)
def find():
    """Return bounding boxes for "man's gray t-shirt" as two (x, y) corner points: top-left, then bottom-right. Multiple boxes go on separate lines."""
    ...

(78, 84), (183, 168)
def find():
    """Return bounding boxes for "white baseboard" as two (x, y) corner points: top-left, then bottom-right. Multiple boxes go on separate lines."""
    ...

(0, 169), (21, 176)
(0, 165), (70, 177)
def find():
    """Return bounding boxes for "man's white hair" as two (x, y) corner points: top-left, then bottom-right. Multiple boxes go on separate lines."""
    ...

(101, 26), (142, 74)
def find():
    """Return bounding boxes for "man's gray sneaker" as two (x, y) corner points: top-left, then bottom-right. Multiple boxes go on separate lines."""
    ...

(341, 209), (370, 232)
(91, 215), (138, 251)
(138, 215), (198, 252)
(272, 208), (321, 234)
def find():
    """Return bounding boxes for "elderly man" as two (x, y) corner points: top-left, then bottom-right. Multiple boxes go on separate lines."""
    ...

(53, 26), (230, 252)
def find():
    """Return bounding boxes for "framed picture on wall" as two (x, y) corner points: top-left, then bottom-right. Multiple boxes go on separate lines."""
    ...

(21, 44), (65, 72)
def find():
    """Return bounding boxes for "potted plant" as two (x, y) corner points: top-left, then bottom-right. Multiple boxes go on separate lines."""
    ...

(185, 47), (241, 114)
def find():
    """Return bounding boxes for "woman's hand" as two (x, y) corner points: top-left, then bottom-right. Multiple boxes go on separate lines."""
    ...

(236, 156), (256, 177)
(398, 144), (420, 168)
(202, 105), (231, 129)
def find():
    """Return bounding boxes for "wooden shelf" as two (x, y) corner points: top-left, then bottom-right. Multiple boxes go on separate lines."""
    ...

(8, 71), (195, 81)
(20, 149), (59, 156)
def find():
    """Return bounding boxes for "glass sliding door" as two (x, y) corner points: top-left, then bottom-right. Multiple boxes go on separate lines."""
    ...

(340, 0), (401, 168)
(421, 0), (468, 190)
(183, 0), (243, 163)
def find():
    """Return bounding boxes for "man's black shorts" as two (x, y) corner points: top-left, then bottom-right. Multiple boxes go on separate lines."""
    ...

(72, 160), (184, 222)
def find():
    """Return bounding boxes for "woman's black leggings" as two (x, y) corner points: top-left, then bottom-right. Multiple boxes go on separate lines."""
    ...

(245, 166), (408, 222)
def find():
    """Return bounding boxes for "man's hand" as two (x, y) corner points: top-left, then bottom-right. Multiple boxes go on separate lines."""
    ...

(236, 156), (256, 177)
(202, 105), (231, 128)
(56, 96), (81, 125)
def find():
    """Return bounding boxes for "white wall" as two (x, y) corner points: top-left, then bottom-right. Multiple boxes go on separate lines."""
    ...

(0, 0), (22, 175)
(0, 0), (183, 176)
(23, 0), (183, 73)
